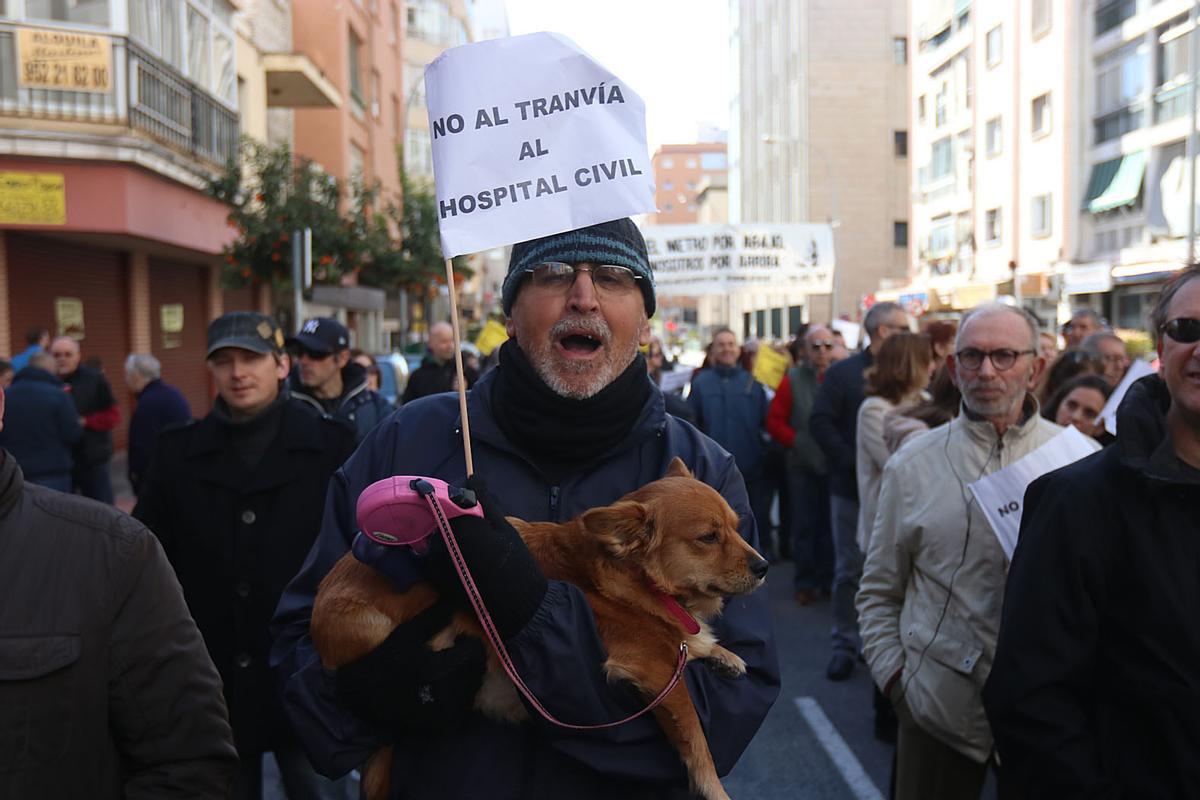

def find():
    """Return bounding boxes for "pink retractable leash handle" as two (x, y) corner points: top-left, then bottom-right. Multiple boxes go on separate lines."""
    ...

(356, 475), (689, 731)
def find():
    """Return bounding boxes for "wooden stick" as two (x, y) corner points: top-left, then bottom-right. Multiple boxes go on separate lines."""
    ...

(444, 257), (475, 476)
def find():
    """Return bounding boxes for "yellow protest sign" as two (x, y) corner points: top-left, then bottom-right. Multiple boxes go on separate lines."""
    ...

(0, 172), (66, 225)
(752, 345), (790, 390)
(17, 27), (113, 93)
(474, 318), (509, 356)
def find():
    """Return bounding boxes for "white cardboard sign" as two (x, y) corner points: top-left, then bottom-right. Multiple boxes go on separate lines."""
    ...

(642, 223), (835, 297)
(1097, 359), (1157, 436)
(424, 32), (656, 257)
(968, 426), (1100, 561)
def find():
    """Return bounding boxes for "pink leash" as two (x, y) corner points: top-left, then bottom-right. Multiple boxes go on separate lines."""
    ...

(419, 490), (690, 730)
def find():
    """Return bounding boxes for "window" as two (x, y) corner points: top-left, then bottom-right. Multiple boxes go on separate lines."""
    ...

(1095, 0), (1136, 38)
(918, 94), (927, 122)
(392, 94), (401, 142)
(930, 136), (954, 181)
(986, 117), (1002, 156)
(348, 31), (365, 114)
(407, 0), (469, 46)
(985, 208), (1002, 245)
(893, 36), (908, 65)
(662, 181), (673, 191)
(686, 181), (697, 191)
(370, 70), (381, 118)
(935, 79), (948, 126)
(349, 142), (366, 179)
(986, 26), (1002, 67)
(1031, 0), (1051, 37)
(1032, 93), (1052, 136)
(1031, 194), (1052, 237)
(130, 0), (183, 70)
(930, 215), (954, 254)
(893, 221), (909, 248)
(664, 203), (674, 212)
(661, 157), (674, 169)
(700, 152), (727, 170)
(404, 128), (433, 176)
(25, 0), (110, 25)
(1094, 41), (1145, 143)
(1159, 19), (1192, 87)
(894, 130), (908, 157)
(686, 158), (697, 168)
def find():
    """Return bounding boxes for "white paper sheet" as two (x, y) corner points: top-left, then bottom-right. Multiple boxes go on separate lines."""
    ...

(1096, 359), (1157, 436)
(968, 426), (1100, 560)
(425, 32), (656, 257)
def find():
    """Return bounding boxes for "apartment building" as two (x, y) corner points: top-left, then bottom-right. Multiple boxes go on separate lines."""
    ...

(900, 0), (1081, 324)
(1075, 0), (1198, 330)
(649, 142), (728, 225)
(731, 0), (909, 333)
(0, 0), (248, 442)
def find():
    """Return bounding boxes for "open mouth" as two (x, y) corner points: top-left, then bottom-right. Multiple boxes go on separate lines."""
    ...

(557, 332), (603, 356)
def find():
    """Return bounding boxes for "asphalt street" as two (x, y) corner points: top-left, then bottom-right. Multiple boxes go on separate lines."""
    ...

(724, 561), (894, 800)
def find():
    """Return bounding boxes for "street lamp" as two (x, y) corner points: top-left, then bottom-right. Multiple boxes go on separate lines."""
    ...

(760, 133), (843, 317)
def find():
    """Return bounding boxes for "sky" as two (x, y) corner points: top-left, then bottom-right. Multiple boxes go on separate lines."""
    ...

(503, 0), (731, 153)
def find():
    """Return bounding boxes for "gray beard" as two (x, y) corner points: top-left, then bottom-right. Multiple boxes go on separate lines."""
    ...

(525, 316), (640, 400)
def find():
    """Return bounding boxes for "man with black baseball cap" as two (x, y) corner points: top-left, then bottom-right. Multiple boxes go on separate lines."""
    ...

(135, 311), (356, 798)
(287, 316), (392, 442)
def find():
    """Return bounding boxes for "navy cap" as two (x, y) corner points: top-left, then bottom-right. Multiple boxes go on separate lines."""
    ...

(286, 317), (350, 354)
(206, 312), (285, 358)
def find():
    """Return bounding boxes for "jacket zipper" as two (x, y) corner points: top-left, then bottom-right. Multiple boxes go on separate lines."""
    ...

(549, 485), (560, 520)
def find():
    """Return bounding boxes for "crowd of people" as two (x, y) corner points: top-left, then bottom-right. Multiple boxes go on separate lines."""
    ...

(0, 223), (1196, 799)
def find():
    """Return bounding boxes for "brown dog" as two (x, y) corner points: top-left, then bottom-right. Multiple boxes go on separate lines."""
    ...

(311, 457), (768, 800)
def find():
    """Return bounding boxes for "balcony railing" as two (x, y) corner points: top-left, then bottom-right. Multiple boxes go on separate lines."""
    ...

(1154, 81), (1193, 126)
(0, 25), (237, 167)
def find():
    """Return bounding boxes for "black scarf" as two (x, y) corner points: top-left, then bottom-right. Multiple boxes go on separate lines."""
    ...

(490, 339), (651, 476)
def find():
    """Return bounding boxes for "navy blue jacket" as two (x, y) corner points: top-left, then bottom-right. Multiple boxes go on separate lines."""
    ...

(128, 379), (192, 495)
(809, 349), (872, 500)
(686, 365), (769, 482)
(0, 367), (82, 482)
(269, 369), (780, 799)
(289, 362), (393, 444)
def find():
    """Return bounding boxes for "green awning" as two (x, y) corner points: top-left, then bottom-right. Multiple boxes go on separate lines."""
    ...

(1083, 151), (1146, 214)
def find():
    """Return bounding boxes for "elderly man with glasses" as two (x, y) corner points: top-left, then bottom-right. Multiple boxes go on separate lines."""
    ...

(857, 302), (1099, 800)
(985, 266), (1200, 798)
(270, 218), (779, 800)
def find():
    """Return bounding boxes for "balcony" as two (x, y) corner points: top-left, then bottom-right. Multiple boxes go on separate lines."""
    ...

(0, 24), (237, 168)
(1154, 82), (1194, 126)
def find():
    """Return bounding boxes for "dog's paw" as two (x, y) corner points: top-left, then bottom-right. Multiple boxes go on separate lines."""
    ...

(703, 646), (746, 679)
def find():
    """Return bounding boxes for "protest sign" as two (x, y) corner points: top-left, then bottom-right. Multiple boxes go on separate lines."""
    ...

(1097, 359), (1157, 436)
(752, 346), (790, 391)
(424, 32), (655, 257)
(642, 223), (835, 297)
(968, 426), (1099, 560)
(831, 319), (861, 350)
(659, 367), (694, 395)
(474, 318), (508, 356)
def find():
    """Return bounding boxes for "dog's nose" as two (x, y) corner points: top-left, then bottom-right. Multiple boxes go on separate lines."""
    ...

(749, 556), (769, 580)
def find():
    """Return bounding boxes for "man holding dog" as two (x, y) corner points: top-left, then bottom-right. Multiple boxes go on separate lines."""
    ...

(272, 218), (780, 799)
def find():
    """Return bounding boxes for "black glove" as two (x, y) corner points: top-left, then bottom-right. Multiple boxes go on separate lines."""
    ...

(335, 599), (486, 737)
(420, 476), (548, 640)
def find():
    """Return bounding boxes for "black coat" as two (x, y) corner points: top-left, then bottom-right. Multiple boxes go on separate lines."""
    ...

(0, 367), (82, 482)
(809, 349), (871, 499)
(983, 375), (1200, 799)
(128, 379), (192, 494)
(401, 355), (478, 404)
(133, 399), (356, 755)
(0, 452), (237, 797)
(63, 365), (117, 467)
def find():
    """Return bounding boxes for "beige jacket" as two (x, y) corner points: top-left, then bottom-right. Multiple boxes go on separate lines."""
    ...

(856, 399), (1093, 763)
(855, 392), (924, 552)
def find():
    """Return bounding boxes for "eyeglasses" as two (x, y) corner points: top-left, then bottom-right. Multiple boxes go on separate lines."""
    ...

(524, 262), (642, 294)
(1162, 317), (1200, 344)
(954, 348), (1036, 371)
(809, 340), (834, 350)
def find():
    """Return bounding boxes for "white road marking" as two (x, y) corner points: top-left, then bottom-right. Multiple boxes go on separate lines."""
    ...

(793, 696), (885, 800)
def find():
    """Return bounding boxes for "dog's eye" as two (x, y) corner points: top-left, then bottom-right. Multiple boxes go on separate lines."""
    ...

(697, 532), (719, 545)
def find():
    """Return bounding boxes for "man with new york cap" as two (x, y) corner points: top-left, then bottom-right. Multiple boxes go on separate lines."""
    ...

(287, 316), (393, 443)
(134, 310), (357, 798)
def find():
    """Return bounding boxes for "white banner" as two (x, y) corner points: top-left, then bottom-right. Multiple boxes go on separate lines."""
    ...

(642, 223), (835, 297)
(968, 426), (1100, 561)
(425, 32), (656, 258)
(1097, 359), (1157, 436)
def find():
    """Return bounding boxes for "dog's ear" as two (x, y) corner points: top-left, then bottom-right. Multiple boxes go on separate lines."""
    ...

(583, 501), (659, 559)
(665, 457), (692, 480)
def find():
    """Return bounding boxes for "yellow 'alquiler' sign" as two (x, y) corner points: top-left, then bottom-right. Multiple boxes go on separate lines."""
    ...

(0, 171), (67, 225)
(16, 26), (113, 93)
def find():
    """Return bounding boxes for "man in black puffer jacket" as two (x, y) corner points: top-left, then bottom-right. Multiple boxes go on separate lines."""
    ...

(985, 265), (1200, 798)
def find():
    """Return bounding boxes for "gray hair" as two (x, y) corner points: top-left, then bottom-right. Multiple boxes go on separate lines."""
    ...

(1070, 307), (1104, 327)
(28, 351), (56, 371)
(956, 302), (1041, 352)
(1150, 264), (1200, 343)
(1081, 331), (1125, 357)
(863, 302), (905, 338)
(125, 353), (162, 381)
